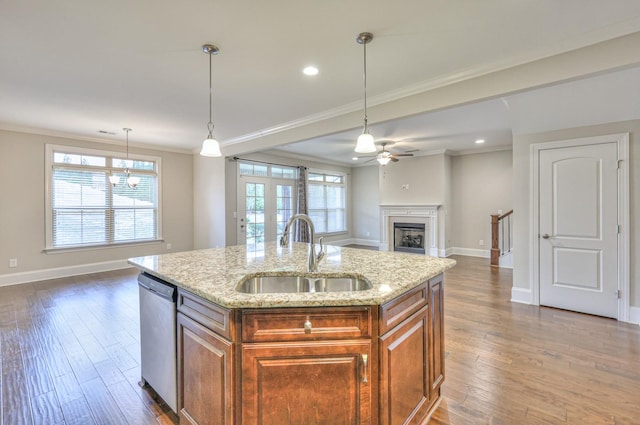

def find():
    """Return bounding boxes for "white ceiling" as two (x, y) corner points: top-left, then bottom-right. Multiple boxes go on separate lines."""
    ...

(2, 1), (640, 158)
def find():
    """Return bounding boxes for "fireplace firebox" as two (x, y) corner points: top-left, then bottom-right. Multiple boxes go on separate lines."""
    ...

(393, 223), (426, 254)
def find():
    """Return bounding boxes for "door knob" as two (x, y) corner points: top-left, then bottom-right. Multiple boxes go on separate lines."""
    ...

(542, 233), (551, 239)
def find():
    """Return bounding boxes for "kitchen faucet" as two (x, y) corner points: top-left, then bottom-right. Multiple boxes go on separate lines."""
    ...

(279, 214), (325, 272)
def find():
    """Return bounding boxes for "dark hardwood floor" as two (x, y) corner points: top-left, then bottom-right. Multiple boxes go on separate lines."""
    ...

(0, 255), (638, 424)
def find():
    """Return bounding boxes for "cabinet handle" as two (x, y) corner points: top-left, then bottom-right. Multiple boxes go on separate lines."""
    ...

(361, 354), (368, 383)
(304, 320), (312, 333)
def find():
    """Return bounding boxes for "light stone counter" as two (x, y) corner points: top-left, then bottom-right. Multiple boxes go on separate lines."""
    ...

(128, 242), (456, 308)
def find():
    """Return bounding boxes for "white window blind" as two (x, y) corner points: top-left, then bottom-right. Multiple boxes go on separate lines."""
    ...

(308, 172), (346, 233)
(46, 145), (161, 249)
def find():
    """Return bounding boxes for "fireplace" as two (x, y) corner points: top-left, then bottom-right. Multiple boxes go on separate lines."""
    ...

(379, 205), (440, 257)
(394, 223), (426, 254)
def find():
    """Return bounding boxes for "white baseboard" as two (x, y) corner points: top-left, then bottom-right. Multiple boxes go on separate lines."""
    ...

(511, 287), (532, 304)
(449, 247), (490, 258)
(349, 238), (380, 247)
(440, 247), (454, 257)
(629, 306), (640, 325)
(0, 260), (133, 287)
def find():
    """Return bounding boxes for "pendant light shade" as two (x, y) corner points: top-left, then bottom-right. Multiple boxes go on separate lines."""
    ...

(355, 32), (377, 154)
(200, 44), (222, 157)
(355, 132), (376, 153)
(200, 136), (222, 157)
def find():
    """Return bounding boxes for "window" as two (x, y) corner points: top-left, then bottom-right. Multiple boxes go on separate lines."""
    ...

(45, 144), (161, 250)
(307, 172), (346, 234)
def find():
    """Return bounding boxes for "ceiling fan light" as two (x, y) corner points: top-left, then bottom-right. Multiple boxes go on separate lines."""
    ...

(377, 156), (391, 165)
(355, 132), (376, 153)
(109, 174), (120, 186)
(200, 137), (222, 157)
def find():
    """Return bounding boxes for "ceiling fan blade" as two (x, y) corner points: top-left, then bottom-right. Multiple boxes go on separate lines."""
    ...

(392, 153), (414, 157)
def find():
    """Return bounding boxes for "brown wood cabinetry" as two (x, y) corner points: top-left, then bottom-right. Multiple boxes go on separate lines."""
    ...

(175, 274), (444, 425)
(379, 305), (430, 425)
(242, 341), (372, 424)
(177, 312), (234, 425)
(429, 274), (445, 397)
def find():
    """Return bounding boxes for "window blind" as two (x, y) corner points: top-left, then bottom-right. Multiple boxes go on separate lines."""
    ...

(47, 146), (159, 249)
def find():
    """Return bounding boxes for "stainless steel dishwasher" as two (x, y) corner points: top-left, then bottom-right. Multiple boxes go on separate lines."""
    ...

(138, 272), (177, 413)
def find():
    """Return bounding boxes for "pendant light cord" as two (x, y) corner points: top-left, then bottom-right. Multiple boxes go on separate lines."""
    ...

(362, 40), (368, 131)
(208, 50), (214, 136)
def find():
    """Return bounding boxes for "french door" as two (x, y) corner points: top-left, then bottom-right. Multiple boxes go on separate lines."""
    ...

(238, 176), (296, 250)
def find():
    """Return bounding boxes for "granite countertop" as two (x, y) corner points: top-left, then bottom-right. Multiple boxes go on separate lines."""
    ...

(128, 242), (456, 309)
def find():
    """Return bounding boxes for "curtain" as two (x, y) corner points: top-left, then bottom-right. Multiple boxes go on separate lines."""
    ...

(294, 166), (310, 242)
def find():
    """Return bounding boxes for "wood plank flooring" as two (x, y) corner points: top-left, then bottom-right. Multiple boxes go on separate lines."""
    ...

(0, 269), (176, 425)
(431, 256), (640, 425)
(0, 256), (638, 424)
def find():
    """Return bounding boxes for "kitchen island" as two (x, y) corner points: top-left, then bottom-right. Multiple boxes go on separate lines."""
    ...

(129, 242), (456, 425)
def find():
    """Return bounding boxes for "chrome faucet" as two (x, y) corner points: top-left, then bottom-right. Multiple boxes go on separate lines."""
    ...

(279, 214), (325, 272)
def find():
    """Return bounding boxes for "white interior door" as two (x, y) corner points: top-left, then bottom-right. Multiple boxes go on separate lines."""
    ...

(538, 142), (619, 318)
(238, 176), (295, 250)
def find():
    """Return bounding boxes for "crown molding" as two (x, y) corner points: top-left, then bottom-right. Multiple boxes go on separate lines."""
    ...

(0, 123), (194, 155)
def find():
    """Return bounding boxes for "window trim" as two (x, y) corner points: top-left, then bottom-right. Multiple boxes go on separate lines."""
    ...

(45, 144), (163, 251)
(307, 169), (348, 235)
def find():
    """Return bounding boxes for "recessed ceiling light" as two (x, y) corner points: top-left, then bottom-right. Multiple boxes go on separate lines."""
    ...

(475, 139), (485, 144)
(352, 157), (359, 161)
(303, 66), (319, 76)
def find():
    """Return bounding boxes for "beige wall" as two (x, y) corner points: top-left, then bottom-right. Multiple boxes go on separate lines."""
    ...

(193, 155), (226, 249)
(379, 154), (445, 205)
(0, 130), (194, 277)
(451, 150), (513, 250)
(224, 152), (352, 246)
(513, 120), (639, 310)
(351, 165), (380, 242)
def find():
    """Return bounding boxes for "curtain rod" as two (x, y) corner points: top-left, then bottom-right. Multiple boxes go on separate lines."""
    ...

(230, 156), (306, 169)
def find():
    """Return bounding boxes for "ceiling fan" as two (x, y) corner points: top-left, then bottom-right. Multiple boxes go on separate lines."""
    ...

(365, 142), (415, 165)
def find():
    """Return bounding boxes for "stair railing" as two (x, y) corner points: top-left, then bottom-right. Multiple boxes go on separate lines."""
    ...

(490, 209), (513, 267)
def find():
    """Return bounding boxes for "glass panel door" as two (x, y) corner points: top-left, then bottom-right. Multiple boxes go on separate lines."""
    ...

(244, 181), (266, 251)
(238, 177), (296, 249)
(276, 184), (294, 241)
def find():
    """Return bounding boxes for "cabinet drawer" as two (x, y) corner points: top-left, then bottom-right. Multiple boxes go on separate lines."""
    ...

(242, 307), (372, 342)
(379, 281), (428, 335)
(177, 289), (232, 340)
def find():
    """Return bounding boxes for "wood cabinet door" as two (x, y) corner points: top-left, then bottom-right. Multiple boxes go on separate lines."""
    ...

(177, 312), (233, 425)
(429, 275), (445, 397)
(242, 340), (372, 425)
(379, 305), (430, 425)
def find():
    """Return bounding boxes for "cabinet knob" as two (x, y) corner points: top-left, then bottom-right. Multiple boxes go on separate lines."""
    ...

(304, 320), (312, 333)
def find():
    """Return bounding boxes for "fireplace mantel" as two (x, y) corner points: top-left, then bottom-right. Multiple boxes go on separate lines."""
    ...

(379, 205), (440, 256)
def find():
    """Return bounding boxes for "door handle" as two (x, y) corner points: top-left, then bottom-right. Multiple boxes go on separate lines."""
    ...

(361, 354), (368, 383)
(542, 233), (551, 239)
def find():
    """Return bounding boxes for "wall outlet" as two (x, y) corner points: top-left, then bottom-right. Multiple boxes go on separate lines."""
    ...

(9, 258), (17, 268)
(479, 240), (484, 246)
(166, 243), (172, 250)
(401, 184), (410, 190)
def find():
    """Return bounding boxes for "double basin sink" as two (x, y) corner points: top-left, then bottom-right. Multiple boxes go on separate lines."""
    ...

(236, 274), (372, 294)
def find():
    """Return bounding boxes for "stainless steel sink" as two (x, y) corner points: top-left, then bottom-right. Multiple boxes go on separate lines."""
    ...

(236, 275), (372, 294)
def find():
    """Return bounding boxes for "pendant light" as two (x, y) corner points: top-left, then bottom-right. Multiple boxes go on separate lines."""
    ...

(109, 128), (139, 189)
(354, 32), (376, 153)
(123, 128), (140, 189)
(200, 44), (222, 157)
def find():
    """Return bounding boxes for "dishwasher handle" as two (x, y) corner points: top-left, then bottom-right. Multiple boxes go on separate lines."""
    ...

(138, 273), (176, 301)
